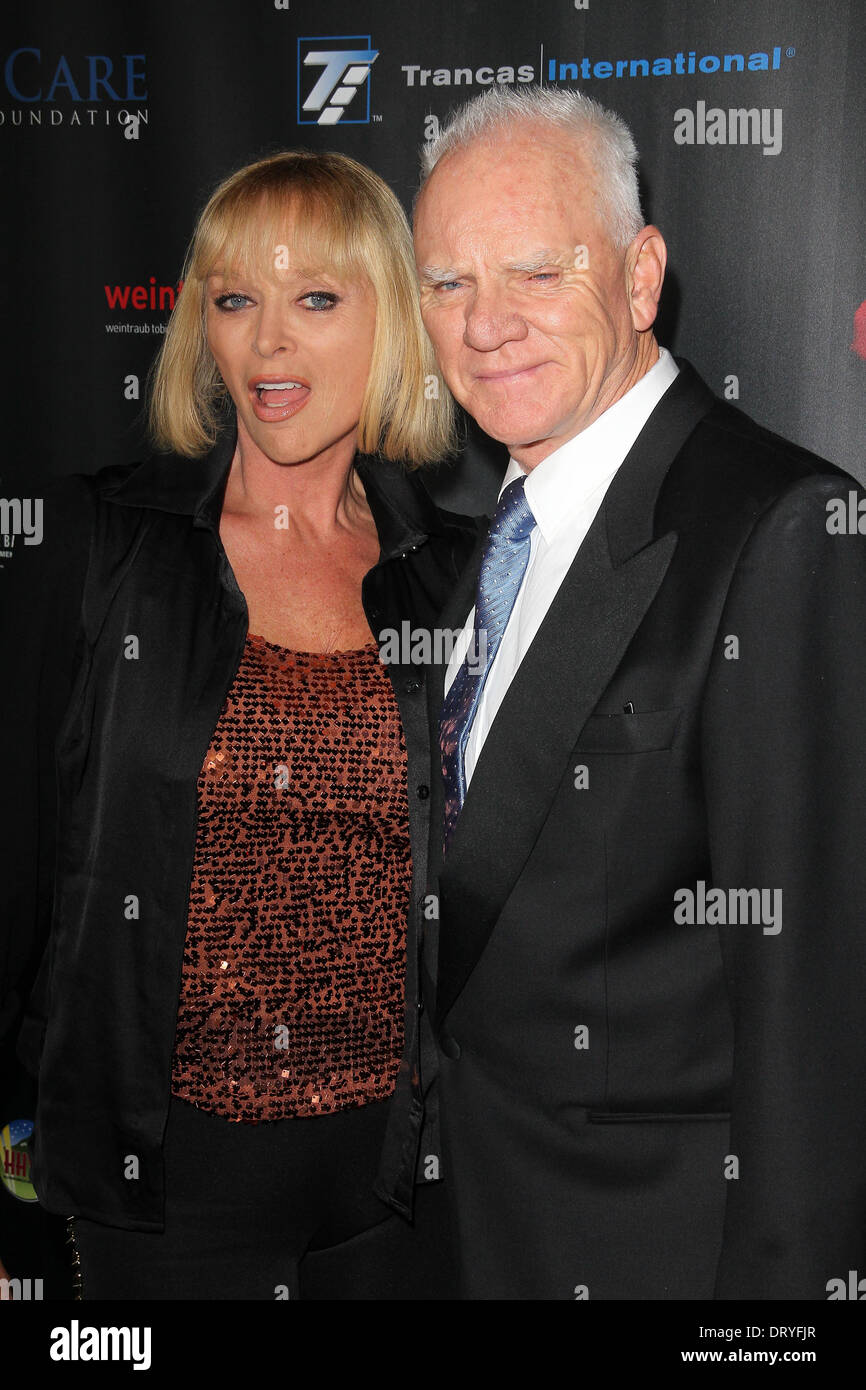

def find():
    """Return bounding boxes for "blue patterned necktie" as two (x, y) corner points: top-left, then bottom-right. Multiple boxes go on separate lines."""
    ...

(440, 476), (536, 851)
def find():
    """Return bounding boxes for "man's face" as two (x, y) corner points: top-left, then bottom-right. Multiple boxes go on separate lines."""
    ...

(414, 127), (658, 468)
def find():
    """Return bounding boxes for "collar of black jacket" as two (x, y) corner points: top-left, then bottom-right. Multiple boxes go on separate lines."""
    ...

(98, 409), (455, 563)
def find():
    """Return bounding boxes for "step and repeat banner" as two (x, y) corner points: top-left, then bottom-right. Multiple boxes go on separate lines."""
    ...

(2, 0), (864, 513)
(2, 0), (865, 1302)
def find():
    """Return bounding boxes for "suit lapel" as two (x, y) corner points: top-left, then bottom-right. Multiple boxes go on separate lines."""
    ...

(435, 519), (677, 1024)
(434, 359), (716, 1025)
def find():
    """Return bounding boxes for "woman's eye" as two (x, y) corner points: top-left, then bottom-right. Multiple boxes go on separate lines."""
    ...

(299, 291), (338, 311)
(213, 292), (251, 311)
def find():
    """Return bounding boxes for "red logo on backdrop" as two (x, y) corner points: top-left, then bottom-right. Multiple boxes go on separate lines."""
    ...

(103, 277), (183, 337)
(104, 278), (183, 312)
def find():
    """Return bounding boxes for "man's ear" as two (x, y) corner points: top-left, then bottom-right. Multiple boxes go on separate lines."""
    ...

(626, 226), (667, 332)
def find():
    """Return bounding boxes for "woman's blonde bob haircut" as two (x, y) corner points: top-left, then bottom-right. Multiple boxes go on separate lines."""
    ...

(149, 150), (455, 465)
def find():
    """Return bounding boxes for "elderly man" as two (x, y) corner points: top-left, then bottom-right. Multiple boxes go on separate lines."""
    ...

(412, 86), (866, 1300)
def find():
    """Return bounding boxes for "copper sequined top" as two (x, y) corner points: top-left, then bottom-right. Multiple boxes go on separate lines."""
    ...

(170, 632), (411, 1122)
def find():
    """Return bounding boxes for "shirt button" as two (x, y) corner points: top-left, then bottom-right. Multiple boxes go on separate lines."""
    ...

(405, 678), (422, 694)
(417, 784), (430, 800)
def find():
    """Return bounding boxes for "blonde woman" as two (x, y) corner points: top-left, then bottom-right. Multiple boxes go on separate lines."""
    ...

(8, 152), (477, 1299)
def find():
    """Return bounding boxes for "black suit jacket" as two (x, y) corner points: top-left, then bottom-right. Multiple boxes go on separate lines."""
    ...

(422, 360), (866, 1300)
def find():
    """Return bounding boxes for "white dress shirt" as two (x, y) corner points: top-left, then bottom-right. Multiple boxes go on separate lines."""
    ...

(444, 346), (680, 787)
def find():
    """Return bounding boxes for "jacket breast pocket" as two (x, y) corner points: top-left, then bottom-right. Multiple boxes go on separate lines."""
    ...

(574, 707), (682, 755)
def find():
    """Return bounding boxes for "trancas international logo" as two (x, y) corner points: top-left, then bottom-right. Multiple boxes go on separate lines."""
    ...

(297, 36), (378, 125)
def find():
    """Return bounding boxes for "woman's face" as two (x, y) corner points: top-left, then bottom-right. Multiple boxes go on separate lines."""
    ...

(205, 238), (377, 469)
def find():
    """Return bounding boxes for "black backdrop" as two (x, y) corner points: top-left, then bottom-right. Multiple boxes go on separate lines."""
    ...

(3, 0), (865, 513)
(2, 0), (865, 1309)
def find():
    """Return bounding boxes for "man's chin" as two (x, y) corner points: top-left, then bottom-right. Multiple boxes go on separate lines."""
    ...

(478, 421), (554, 458)
(466, 409), (550, 453)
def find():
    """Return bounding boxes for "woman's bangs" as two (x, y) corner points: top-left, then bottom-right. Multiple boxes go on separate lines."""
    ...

(197, 188), (370, 287)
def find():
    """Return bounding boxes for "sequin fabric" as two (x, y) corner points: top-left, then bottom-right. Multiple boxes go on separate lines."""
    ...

(171, 632), (411, 1121)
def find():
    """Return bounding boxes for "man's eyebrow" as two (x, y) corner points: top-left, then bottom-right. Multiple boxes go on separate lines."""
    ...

(418, 265), (461, 284)
(418, 251), (567, 284)
(507, 251), (563, 272)
(419, 252), (569, 282)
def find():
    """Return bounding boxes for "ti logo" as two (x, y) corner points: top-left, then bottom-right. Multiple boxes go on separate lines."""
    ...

(297, 36), (378, 125)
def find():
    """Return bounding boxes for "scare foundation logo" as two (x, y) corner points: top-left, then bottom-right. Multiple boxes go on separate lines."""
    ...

(0, 47), (148, 131)
(297, 36), (378, 125)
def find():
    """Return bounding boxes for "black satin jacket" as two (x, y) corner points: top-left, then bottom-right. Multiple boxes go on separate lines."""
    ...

(0, 422), (479, 1230)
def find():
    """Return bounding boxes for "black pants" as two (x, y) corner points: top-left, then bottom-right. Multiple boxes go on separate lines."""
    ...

(73, 1094), (454, 1300)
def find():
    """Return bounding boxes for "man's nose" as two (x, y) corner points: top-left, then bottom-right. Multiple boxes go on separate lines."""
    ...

(463, 286), (529, 352)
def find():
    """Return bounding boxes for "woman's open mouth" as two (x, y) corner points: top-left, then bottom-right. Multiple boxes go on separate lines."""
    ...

(248, 376), (311, 420)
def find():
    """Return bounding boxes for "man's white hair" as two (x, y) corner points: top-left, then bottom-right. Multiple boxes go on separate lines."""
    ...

(419, 85), (644, 250)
